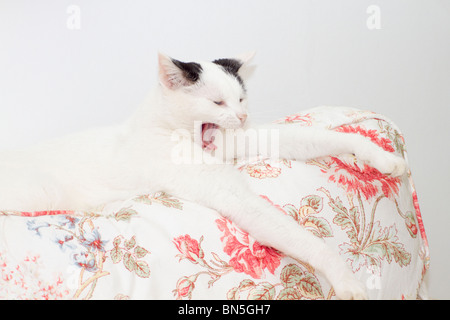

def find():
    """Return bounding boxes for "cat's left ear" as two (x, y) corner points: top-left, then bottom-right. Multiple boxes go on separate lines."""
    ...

(235, 51), (256, 80)
(235, 51), (256, 65)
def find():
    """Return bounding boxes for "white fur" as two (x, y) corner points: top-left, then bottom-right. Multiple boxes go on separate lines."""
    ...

(0, 53), (407, 299)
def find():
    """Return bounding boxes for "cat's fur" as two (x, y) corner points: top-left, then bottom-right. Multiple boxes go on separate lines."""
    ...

(0, 52), (407, 299)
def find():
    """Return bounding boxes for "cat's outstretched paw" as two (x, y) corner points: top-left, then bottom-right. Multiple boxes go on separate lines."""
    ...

(356, 142), (407, 178)
(333, 274), (368, 300)
(369, 151), (407, 178)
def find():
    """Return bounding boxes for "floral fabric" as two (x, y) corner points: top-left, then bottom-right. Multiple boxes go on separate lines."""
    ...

(0, 106), (429, 300)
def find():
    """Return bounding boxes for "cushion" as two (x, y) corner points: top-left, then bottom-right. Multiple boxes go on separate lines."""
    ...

(0, 106), (429, 300)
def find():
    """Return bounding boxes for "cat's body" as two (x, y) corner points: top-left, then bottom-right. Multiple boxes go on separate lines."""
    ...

(0, 53), (407, 299)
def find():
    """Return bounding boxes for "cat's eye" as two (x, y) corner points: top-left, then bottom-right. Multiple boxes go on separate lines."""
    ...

(214, 101), (225, 106)
(239, 98), (244, 103)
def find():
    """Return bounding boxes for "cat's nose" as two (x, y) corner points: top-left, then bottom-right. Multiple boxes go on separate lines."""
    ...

(237, 113), (248, 124)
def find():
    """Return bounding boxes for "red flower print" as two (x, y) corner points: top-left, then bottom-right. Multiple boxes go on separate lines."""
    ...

(245, 162), (281, 179)
(324, 156), (401, 201)
(280, 113), (313, 126)
(173, 274), (199, 300)
(173, 235), (204, 264)
(215, 218), (282, 279)
(335, 125), (395, 152)
(405, 217), (418, 237)
(0, 253), (70, 299)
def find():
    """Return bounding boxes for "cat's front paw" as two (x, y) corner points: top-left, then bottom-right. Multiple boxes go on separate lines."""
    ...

(368, 151), (407, 178)
(356, 142), (407, 178)
(333, 273), (368, 300)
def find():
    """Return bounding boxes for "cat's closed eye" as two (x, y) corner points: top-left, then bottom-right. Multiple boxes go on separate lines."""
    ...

(214, 98), (244, 106)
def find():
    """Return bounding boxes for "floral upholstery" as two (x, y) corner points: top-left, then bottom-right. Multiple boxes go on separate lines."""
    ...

(0, 106), (429, 300)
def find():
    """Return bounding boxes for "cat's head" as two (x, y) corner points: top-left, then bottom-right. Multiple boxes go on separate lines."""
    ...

(157, 52), (255, 133)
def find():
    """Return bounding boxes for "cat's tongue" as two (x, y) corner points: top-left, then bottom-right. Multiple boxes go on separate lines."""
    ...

(201, 123), (219, 151)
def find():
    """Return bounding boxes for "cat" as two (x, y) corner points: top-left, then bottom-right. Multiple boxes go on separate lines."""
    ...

(0, 52), (407, 299)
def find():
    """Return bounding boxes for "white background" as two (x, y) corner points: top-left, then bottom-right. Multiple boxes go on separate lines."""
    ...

(0, 0), (449, 299)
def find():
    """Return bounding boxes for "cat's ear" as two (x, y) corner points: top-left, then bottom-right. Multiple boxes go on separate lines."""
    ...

(235, 51), (256, 65)
(235, 51), (256, 80)
(158, 52), (203, 90)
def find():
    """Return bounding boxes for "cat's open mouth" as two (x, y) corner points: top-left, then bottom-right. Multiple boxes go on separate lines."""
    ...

(201, 123), (219, 151)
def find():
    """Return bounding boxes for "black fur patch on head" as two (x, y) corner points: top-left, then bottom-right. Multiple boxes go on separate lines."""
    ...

(171, 59), (203, 84)
(212, 58), (245, 90)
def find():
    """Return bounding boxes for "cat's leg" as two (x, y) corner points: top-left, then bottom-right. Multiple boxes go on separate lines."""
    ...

(0, 165), (64, 211)
(161, 162), (367, 299)
(247, 124), (406, 177)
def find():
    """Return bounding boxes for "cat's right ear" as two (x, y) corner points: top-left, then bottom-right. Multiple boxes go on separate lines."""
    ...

(235, 51), (257, 81)
(158, 53), (202, 90)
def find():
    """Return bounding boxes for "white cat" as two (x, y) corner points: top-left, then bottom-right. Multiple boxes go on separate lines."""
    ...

(0, 52), (406, 299)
